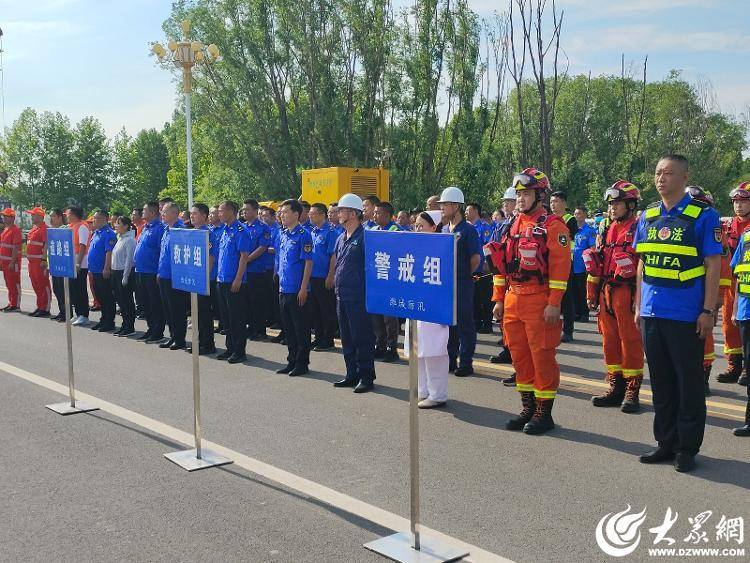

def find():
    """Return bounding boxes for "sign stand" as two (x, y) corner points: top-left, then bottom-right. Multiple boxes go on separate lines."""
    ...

(364, 319), (468, 563)
(164, 229), (231, 471)
(46, 277), (99, 415)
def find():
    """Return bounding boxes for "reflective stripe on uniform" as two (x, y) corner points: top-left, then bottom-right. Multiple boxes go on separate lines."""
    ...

(719, 278), (731, 287)
(734, 264), (750, 273)
(738, 284), (750, 294)
(0, 243), (19, 249)
(27, 241), (44, 246)
(645, 207), (660, 219)
(636, 243), (698, 256)
(622, 368), (643, 377)
(548, 280), (568, 290)
(493, 276), (506, 286)
(534, 389), (557, 399)
(682, 204), (702, 218)
(644, 264), (705, 281)
(587, 275), (600, 284)
(26, 254), (44, 259)
(515, 383), (534, 393)
(724, 346), (743, 355)
(606, 364), (622, 373)
(703, 352), (716, 361)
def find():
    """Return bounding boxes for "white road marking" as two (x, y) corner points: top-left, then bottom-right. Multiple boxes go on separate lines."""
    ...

(0, 359), (510, 563)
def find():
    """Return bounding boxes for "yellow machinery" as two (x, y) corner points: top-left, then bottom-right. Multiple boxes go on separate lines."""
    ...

(301, 167), (390, 205)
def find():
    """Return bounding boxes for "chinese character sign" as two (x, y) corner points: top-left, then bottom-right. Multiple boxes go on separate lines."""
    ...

(170, 228), (209, 296)
(47, 228), (76, 278)
(365, 230), (456, 325)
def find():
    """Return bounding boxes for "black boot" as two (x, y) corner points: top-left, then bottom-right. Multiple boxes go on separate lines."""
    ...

(704, 365), (712, 396)
(523, 398), (555, 435)
(733, 402), (750, 437)
(591, 372), (625, 407)
(717, 354), (742, 383)
(738, 369), (748, 387)
(506, 392), (535, 431)
(621, 376), (642, 413)
(490, 347), (512, 364)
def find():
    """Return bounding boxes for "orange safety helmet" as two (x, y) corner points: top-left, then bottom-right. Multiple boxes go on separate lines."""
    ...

(686, 186), (714, 206)
(730, 181), (750, 201)
(511, 167), (550, 191)
(604, 180), (640, 202)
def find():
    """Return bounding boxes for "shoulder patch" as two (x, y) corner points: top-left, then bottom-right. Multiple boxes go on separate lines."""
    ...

(714, 227), (722, 244)
(558, 233), (569, 247)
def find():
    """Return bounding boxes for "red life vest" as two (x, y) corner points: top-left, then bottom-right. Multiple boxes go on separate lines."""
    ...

(600, 217), (637, 282)
(498, 213), (564, 282)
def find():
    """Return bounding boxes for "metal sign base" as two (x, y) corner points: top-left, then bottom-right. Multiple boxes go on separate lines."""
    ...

(364, 532), (469, 563)
(164, 448), (233, 472)
(45, 401), (99, 416)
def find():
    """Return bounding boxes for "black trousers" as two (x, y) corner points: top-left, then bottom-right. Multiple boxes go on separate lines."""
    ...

(309, 277), (337, 344)
(247, 272), (271, 336)
(92, 273), (116, 327)
(159, 278), (188, 344)
(561, 273), (575, 334)
(51, 275), (71, 317)
(268, 271), (281, 326)
(210, 280), (222, 328)
(371, 314), (399, 349)
(571, 272), (588, 319)
(448, 279), (477, 367)
(737, 321), (750, 421)
(70, 267), (89, 317)
(337, 299), (375, 383)
(642, 317), (706, 455)
(137, 273), (164, 337)
(197, 292), (215, 349)
(473, 274), (493, 330)
(279, 292), (311, 368)
(112, 270), (135, 331)
(134, 274), (145, 316)
(218, 282), (247, 356)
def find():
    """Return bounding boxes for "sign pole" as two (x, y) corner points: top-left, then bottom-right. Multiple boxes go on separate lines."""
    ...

(164, 229), (231, 471)
(46, 274), (98, 415)
(408, 318), (421, 551)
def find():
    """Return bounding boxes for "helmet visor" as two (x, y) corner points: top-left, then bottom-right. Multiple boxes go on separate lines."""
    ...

(512, 174), (536, 189)
(730, 187), (750, 200)
(604, 187), (624, 202)
(686, 186), (705, 198)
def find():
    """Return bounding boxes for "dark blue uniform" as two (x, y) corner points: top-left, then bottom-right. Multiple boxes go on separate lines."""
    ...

(217, 220), (252, 359)
(447, 219), (480, 371)
(158, 220), (188, 347)
(89, 225), (117, 330)
(245, 218), (272, 339)
(134, 219), (166, 340)
(193, 225), (218, 352)
(309, 222), (339, 348)
(209, 223), (224, 332)
(334, 225), (376, 385)
(473, 219), (494, 332)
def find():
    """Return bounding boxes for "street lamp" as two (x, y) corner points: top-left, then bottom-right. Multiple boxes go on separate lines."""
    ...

(152, 20), (219, 208)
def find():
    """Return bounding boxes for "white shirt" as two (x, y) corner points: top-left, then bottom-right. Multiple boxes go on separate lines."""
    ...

(77, 224), (90, 269)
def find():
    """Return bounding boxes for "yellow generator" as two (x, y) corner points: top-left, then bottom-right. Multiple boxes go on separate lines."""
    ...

(301, 167), (390, 205)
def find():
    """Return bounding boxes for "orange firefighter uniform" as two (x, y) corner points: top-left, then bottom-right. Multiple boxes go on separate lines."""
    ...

(26, 208), (52, 314)
(585, 216), (644, 412)
(488, 205), (570, 434)
(0, 209), (22, 309)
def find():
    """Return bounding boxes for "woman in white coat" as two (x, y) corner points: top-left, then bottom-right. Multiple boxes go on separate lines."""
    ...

(404, 210), (451, 408)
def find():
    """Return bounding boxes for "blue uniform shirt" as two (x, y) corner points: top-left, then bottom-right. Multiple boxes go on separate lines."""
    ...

(157, 219), (184, 279)
(278, 224), (313, 293)
(217, 220), (252, 283)
(264, 222), (280, 272)
(244, 218), (271, 274)
(573, 222), (597, 274)
(473, 219), (492, 273)
(731, 238), (750, 321)
(200, 225), (220, 281)
(332, 223), (345, 237)
(311, 222), (338, 279)
(364, 219), (377, 230)
(451, 219), (481, 281)
(634, 194), (722, 322)
(334, 225), (366, 302)
(134, 219), (165, 274)
(87, 225), (117, 274)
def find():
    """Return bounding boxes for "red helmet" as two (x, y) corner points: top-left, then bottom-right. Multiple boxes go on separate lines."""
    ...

(730, 181), (750, 201)
(511, 167), (550, 191)
(604, 180), (640, 202)
(686, 185), (714, 206)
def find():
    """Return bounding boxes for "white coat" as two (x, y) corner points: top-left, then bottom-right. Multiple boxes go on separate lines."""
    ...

(403, 320), (449, 358)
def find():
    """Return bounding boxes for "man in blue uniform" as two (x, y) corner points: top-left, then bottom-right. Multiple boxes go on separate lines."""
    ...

(261, 206), (283, 337)
(362, 195), (379, 230)
(242, 199), (272, 340)
(467, 202), (494, 333)
(572, 206), (596, 322)
(134, 201), (166, 342)
(190, 203), (218, 355)
(634, 154), (722, 473)
(371, 201), (402, 362)
(299, 201), (313, 232)
(209, 206), (224, 334)
(276, 199), (314, 376)
(308, 202), (338, 351)
(441, 186), (481, 376)
(88, 210), (117, 332)
(550, 191), (578, 342)
(157, 202), (187, 350)
(216, 200), (252, 363)
(332, 193), (376, 393)
(328, 203), (344, 237)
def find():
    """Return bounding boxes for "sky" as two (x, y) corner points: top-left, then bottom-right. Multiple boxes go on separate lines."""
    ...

(0, 0), (748, 139)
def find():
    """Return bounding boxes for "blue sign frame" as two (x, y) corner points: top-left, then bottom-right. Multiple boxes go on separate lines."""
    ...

(47, 228), (76, 279)
(170, 228), (210, 296)
(365, 230), (457, 325)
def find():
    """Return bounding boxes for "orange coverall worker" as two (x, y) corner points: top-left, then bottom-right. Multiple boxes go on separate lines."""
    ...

(489, 206), (570, 433)
(0, 222), (23, 308)
(26, 220), (52, 312)
(586, 217), (644, 411)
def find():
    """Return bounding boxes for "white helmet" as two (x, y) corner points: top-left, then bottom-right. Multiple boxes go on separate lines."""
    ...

(502, 187), (517, 201)
(438, 186), (464, 204)
(338, 193), (363, 211)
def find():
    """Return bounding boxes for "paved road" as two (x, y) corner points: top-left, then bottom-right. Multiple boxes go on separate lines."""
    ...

(0, 273), (748, 562)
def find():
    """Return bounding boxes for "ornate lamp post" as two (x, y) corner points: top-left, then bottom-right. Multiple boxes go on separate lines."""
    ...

(152, 20), (219, 208)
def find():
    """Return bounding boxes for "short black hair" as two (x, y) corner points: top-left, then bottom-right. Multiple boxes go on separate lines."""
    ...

(192, 203), (209, 217)
(467, 202), (483, 215)
(66, 205), (84, 220)
(50, 208), (64, 218)
(329, 201), (338, 206)
(311, 202), (328, 215)
(158, 197), (174, 204)
(220, 200), (239, 215)
(549, 191), (567, 201)
(574, 205), (587, 213)
(94, 209), (110, 218)
(281, 199), (303, 217)
(375, 201), (394, 216)
(117, 216), (134, 230)
(144, 201), (159, 215)
(131, 207), (142, 217)
(659, 153), (689, 171)
(363, 195), (380, 205)
(299, 200), (311, 211)
(243, 199), (259, 210)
